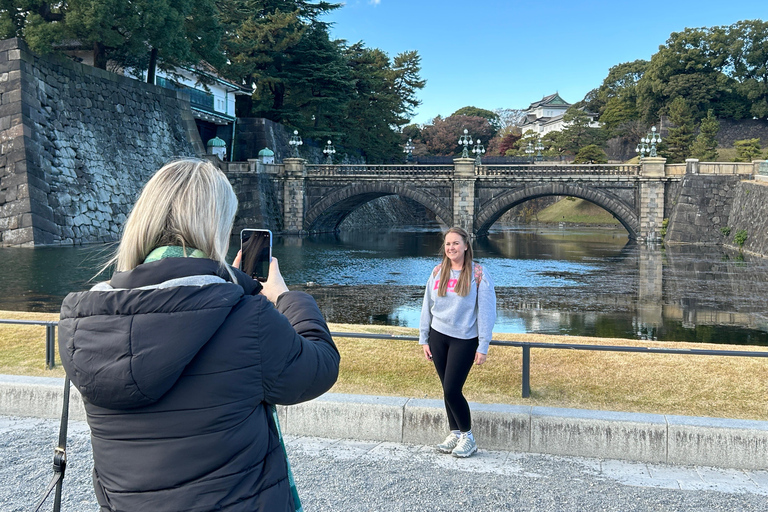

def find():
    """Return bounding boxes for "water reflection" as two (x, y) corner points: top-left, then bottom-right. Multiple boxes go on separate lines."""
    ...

(1, 228), (767, 345)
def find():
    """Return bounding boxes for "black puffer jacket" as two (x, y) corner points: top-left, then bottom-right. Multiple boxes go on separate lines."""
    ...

(58, 258), (340, 512)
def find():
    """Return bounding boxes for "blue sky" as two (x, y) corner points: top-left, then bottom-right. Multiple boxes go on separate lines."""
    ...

(325, 1), (766, 125)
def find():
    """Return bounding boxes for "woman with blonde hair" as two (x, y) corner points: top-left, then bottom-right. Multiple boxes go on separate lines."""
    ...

(419, 226), (496, 458)
(59, 158), (339, 511)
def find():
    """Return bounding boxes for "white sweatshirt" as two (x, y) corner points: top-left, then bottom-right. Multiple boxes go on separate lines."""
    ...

(418, 263), (497, 354)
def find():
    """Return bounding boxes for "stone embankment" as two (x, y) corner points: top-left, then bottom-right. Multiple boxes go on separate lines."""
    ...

(0, 38), (201, 247)
(665, 171), (768, 258)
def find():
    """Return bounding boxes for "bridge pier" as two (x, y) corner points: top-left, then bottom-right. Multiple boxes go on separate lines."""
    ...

(452, 158), (476, 233)
(638, 157), (667, 243)
(282, 158), (306, 234)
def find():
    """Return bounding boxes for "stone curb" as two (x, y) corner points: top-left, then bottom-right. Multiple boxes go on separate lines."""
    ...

(3, 374), (767, 470)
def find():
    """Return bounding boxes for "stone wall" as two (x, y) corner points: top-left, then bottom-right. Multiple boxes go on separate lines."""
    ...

(724, 181), (768, 257)
(0, 38), (203, 246)
(664, 174), (743, 245)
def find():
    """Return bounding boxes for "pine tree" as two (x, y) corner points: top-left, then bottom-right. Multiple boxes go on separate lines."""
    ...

(662, 97), (696, 163)
(690, 109), (719, 161)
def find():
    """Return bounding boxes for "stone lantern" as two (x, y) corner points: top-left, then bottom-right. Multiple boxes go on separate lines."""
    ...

(206, 136), (227, 161)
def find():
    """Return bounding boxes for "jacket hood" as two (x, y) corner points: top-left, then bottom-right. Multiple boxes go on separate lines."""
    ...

(59, 259), (247, 410)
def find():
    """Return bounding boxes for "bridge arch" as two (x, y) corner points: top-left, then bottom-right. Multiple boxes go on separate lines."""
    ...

(304, 181), (452, 232)
(475, 183), (639, 239)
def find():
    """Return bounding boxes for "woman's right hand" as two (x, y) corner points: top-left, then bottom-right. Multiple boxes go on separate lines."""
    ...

(260, 257), (289, 304)
(422, 344), (433, 361)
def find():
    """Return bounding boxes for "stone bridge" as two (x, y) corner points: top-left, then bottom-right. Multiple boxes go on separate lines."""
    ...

(225, 158), (759, 242)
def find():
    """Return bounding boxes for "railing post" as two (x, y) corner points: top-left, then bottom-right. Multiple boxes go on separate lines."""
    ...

(521, 344), (530, 398)
(46, 324), (55, 369)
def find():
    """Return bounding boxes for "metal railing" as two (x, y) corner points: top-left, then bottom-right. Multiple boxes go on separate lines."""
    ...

(329, 332), (768, 398)
(0, 319), (58, 369)
(5, 319), (768, 395)
(305, 164), (454, 177)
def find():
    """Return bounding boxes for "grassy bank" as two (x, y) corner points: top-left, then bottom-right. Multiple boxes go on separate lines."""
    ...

(535, 198), (621, 225)
(2, 311), (766, 421)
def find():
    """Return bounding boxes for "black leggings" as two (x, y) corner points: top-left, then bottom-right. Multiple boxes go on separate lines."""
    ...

(428, 328), (478, 432)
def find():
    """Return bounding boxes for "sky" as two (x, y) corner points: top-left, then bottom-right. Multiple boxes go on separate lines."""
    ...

(325, 1), (767, 125)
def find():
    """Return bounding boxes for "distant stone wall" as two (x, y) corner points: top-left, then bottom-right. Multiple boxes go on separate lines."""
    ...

(664, 174), (743, 246)
(716, 119), (768, 148)
(0, 38), (203, 246)
(725, 181), (768, 257)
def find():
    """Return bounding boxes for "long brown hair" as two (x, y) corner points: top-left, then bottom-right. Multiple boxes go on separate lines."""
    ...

(437, 226), (473, 297)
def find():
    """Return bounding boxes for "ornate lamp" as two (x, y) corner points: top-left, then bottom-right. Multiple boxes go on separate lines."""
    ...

(403, 138), (415, 162)
(472, 139), (485, 165)
(458, 129), (474, 158)
(323, 140), (336, 164)
(289, 130), (303, 158)
(636, 126), (661, 158)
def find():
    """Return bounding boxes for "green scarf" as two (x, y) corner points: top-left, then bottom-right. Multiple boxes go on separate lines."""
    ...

(144, 246), (207, 263)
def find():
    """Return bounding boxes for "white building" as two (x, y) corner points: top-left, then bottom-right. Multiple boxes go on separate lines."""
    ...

(153, 65), (250, 160)
(520, 93), (599, 136)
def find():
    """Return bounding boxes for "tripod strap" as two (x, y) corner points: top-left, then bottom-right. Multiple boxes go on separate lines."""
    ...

(32, 376), (70, 512)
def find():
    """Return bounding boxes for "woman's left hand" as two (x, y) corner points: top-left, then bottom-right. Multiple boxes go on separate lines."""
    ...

(474, 352), (487, 365)
(232, 250), (242, 270)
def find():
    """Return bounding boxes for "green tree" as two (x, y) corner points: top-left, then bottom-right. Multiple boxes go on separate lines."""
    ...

(726, 20), (768, 119)
(589, 60), (647, 135)
(547, 108), (607, 156)
(392, 50), (426, 123)
(574, 144), (608, 164)
(452, 106), (501, 136)
(662, 96), (696, 163)
(733, 138), (762, 162)
(636, 25), (751, 124)
(219, 0), (340, 116)
(690, 109), (720, 161)
(0, 1), (66, 53)
(1, 0), (223, 75)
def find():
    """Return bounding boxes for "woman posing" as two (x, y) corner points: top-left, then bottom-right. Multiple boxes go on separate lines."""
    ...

(59, 158), (339, 511)
(419, 227), (497, 458)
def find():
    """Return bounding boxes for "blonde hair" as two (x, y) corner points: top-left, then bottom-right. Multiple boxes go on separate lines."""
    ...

(108, 158), (237, 280)
(437, 226), (473, 297)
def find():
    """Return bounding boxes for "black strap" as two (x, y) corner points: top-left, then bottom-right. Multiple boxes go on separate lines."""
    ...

(32, 376), (70, 512)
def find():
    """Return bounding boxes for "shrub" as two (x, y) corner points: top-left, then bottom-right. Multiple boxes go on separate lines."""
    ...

(720, 226), (731, 237)
(734, 229), (748, 248)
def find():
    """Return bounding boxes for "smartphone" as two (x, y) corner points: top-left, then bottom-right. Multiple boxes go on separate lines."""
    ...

(240, 229), (272, 282)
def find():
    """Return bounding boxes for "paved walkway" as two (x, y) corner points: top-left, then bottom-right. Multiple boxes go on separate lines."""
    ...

(2, 416), (768, 512)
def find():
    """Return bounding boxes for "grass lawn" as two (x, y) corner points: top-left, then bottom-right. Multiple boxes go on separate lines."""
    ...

(3, 310), (766, 421)
(535, 198), (621, 225)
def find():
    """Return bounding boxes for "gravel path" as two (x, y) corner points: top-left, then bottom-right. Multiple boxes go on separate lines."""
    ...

(3, 416), (767, 512)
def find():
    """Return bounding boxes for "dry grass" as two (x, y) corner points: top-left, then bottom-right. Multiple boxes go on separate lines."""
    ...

(2, 310), (766, 420)
(0, 310), (64, 377)
(327, 323), (768, 421)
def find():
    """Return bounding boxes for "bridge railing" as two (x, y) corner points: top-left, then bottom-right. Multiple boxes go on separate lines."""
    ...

(306, 164), (455, 177)
(477, 163), (641, 176)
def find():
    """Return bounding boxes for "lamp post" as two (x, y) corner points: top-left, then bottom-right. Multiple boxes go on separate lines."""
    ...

(636, 126), (661, 158)
(323, 139), (336, 164)
(289, 130), (303, 158)
(525, 141), (534, 164)
(472, 139), (485, 165)
(535, 138), (544, 162)
(403, 138), (415, 163)
(458, 129), (474, 158)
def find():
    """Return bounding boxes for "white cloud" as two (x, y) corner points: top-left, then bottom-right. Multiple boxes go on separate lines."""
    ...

(369, 0), (381, 5)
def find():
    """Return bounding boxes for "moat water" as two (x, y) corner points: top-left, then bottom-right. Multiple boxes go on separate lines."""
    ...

(1, 226), (767, 345)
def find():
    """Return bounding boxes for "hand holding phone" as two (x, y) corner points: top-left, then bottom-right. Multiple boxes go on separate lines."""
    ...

(240, 229), (272, 282)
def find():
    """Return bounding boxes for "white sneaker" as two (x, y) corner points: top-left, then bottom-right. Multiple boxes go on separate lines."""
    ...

(436, 433), (460, 454)
(452, 433), (477, 458)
